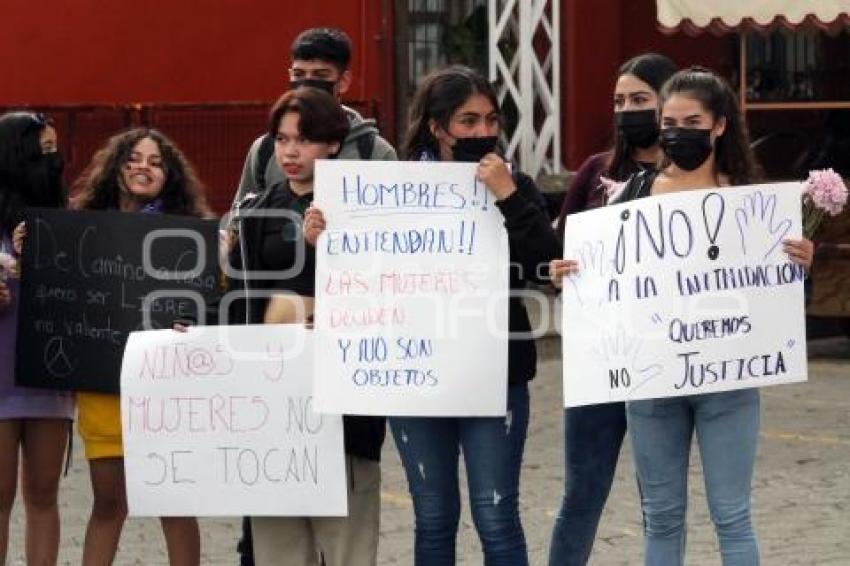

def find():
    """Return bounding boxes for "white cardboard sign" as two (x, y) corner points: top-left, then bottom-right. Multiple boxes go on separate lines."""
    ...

(121, 325), (346, 516)
(561, 183), (808, 407)
(312, 160), (510, 416)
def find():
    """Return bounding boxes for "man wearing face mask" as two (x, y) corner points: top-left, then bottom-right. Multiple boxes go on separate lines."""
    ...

(231, 27), (397, 212)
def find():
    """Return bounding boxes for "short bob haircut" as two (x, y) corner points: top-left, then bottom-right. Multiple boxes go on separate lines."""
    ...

(267, 87), (350, 151)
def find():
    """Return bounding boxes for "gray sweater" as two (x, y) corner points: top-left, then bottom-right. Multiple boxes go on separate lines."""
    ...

(230, 105), (397, 211)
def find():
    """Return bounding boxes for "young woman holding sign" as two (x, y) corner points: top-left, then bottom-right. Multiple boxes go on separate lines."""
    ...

(549, 52), (677, 566)
(0, 111), (74, 565)
(305, 65), (560, 565)
(227, 87), (386, 566)
(552, 67), (813, 565)
(72, 128), (210, 566)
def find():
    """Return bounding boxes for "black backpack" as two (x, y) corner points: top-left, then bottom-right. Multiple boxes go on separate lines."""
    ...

(253, 131), (376, 191)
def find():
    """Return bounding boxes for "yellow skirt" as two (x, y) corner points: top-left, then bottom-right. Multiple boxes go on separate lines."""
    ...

(77, 392), (123, 460)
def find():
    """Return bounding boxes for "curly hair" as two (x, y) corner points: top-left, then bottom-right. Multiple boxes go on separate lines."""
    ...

(71, 128), (211, 217)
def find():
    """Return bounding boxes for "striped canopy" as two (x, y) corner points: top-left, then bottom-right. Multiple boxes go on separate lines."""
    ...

(656, 0), (850, 35)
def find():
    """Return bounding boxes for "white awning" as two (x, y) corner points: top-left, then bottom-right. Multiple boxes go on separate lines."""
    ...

(657, 0), (850, 35)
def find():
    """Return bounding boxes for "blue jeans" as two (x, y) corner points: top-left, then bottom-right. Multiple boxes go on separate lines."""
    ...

(627, 389), (760, 566)
(390, 384), (530, 566)
(548, 402), (626, 566)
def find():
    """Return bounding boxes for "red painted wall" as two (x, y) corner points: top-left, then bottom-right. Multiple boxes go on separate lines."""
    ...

(561, 0), (734, 169)
(1, 0), (392, 124)
(2, 1), (394, 212)
(6, 0), (734, 175)
(562, 0), (624, 169)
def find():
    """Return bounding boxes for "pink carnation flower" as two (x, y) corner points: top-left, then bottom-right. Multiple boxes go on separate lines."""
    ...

(801, 168), (848, 238)
(803, 168), (848, 217)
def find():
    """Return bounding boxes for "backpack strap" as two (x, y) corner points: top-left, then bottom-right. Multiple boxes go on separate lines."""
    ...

(611, 169), (657, 204)
(254, 134), (276, 191)
(355, 132), (376, 160)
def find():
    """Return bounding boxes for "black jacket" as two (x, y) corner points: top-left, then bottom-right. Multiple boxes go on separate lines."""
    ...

(229, 182), (386, 462)
(496, 172), (563, 384)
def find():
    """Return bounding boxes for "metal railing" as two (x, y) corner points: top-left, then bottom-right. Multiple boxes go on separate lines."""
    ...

(1, 100), (380, 214)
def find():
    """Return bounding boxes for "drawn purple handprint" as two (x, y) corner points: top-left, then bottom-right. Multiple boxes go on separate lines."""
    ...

(591, 324), (662, 399)
(565, 240), (613, 308)
(734, 190), (792, 261)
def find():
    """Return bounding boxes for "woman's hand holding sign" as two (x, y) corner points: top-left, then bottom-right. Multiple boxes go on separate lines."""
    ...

(304, 206), (326, 247)
(782, 238), (814, 270)
(549, 258), (580, 290)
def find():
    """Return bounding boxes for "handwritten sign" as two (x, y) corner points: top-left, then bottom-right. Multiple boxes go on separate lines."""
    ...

(15, 208), (219, 393)
(312, 160), (510, 416)
(561, 183), (807, 407)
(121, 325), (346, 517)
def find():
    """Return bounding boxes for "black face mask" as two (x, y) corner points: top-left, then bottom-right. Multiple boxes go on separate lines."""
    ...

(290, 78), (336, 94)
(615, 109), (659, 149)
(26, 152), (66, 208)
(450, 136), (499, 162)
(660, 128), (713, 171)
(45, 151), (65, 187)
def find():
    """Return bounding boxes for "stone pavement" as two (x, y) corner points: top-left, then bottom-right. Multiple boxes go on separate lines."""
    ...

(8, 338), (850, 565)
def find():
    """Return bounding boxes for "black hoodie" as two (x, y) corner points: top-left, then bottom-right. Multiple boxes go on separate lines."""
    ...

(228, 181), (386, 462)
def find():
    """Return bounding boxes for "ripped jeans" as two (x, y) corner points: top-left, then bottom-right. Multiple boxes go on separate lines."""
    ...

(389, 384), (530, 566)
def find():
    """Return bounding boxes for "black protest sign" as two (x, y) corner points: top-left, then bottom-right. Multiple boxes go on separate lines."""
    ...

(15, 208), (220, 393)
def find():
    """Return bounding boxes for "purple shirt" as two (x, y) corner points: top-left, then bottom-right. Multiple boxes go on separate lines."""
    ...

(556, 152), (610, 237)
(0, 233), (74, 420)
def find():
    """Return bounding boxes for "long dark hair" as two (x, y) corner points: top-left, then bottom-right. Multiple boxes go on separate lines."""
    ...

(0, 111), (66, 234)
(660, 66), (759, 185)
(402, 65), (501, 160)
(72, 128), (211, 217)
(606, 53), (677, 180)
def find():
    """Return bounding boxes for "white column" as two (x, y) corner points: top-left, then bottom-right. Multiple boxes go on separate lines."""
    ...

(489, 0), (561, 176)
